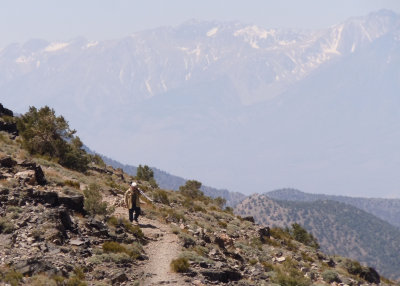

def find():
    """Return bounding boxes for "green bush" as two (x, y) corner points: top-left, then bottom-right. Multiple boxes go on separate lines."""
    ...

(289, 223), (320, 249)
(65, 276), (87, 286)
(136, 165), (158, 188)
(179, 180), (204, 199)
(0, 217), (15, 234)
(102, 241), (143, 259)
(16, 106), (90, 172)
(170, 257), (190, 273)
(120, 218), (144, 240)
(83, 184), (110, 216)
(322, 270), (341, 283)
(30, 274), (58, 286)
(88, 253), (132, 265)
(63, 180), (80, 189)
(343, 259), (363, 275)
(153, 189), (170, 205)
(272, 258), (311, 286)
(164, 209), (186, 223)
(213, 197), (226, 209)
(3, 269), (23, 286)
(107, 216), (119, 227)
(102, 241), (127, 254)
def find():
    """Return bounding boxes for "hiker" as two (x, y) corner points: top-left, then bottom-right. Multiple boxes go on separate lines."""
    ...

(125, 181), (143, 223)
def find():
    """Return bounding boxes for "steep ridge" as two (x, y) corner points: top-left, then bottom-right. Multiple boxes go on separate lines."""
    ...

(265, 189), (400, 229)
(1, 104), (398, 285)
(235, 194), (400, 279)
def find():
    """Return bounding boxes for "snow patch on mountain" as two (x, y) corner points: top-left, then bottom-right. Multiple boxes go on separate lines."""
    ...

(44, 42), (69, 52)
(206, 27), (218, 37)
(86, 41), (98, 48)
(234, 25), (272, 49)
(15, 55), (34, 64)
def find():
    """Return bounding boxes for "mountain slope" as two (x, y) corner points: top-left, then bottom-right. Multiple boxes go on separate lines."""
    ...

(265, 188), (400, 228)
(235, 194), (400, 279)
(2, 10), (400, 196)
(2, 106), (395, 285)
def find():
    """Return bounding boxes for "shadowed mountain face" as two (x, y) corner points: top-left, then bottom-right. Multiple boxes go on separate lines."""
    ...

(235, 194), (400, 279)
(265, 188), (400, 228)
(1, 10), (400, 196)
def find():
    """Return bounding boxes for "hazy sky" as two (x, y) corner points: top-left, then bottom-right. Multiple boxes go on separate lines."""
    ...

(1, 0), (400, 49)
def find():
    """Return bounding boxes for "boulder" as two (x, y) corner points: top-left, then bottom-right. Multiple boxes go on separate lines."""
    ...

(0, 156), (17, 168)
(258, 226), (270, 242)
(360, 267), (380, 284)
(14, 257), (55, 276)
(0, 103), (13, 117)
(16, 161), (46, 185)
(0, 120), (18, 136)
(15, 170), (37, 185)
(214, 233), (234, 249)
(30, 190), (59, 206)
(58, 207), (75, 232)
(58, 194), (84, 213)
(201, 268), (242, 283)
(242, 216), (255, 223)
(111, 272), (128, 284)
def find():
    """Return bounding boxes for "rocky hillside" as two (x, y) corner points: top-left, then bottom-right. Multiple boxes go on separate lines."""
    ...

(265, 188), (400, 229)
(235, 194), (400, 280)
(1, 104), (399, 285)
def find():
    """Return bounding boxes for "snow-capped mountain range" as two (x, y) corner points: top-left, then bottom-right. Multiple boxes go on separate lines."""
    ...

(2, 10), (400, 197)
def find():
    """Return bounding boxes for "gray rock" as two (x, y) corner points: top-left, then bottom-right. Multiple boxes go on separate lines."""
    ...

(70, 239), (85, 246)
(59, 194), (84, 213)
(258, 226), (270, 243)
(111, 272), (128, 284)
(0, 103), (13, 117)
(200, 268), (242, 283)
(0, 156), (17, 168)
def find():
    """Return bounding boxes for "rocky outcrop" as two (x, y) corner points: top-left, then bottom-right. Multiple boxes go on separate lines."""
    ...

(0, 103), (18, 136)
(0, 103), (13, 117)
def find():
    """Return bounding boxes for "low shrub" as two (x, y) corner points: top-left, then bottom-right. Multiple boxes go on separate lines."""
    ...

(102, 241), (127, 254)
(0, 217), (15, 234)
(30, 274), (57, 286)
(261, 261), (274, 272)
(170, 257), (190, 273)
(289, 223), (319, 249)
(83, 184), (110, 216)
(249, 258), (258, 265)
(3, 269), (23, 286)
(164, 208), (186, 223)
(64, 180), (80, 189)
(272, 258), (311, 286)
(322, 270), (341, 283)
(102, 241), (143, 259)
(107, 216), (119, 227)
(218, 221), (228, 228)
(65, 276), (87, 286)
(153, 190), (170, 205)
(343, 259), (363, 275)
(178, 232), (196, 248)
(88, 253), (132, 265)
(180, 250), (214, 265)
(121, 219), (144, 240)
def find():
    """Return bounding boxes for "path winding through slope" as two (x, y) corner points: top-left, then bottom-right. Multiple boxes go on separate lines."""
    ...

(113, 206), (189, 285)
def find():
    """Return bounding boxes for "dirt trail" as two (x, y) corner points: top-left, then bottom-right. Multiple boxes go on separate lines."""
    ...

(113, 206), (189, 285)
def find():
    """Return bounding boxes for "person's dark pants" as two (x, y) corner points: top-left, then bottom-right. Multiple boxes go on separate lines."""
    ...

(129, 206), (141, 222)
